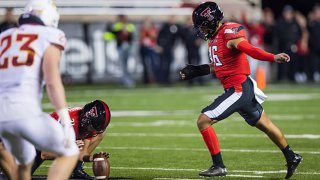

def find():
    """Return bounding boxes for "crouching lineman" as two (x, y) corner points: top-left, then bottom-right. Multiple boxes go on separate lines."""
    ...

(31, 100), (111, 179)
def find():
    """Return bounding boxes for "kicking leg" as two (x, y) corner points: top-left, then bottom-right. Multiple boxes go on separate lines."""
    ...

(255, 112), (288, 149)
(256, 112), (302, 179)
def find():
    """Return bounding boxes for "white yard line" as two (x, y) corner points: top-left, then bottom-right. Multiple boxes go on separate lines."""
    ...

(154, 174), (265, 179)
(97, 146), (320, 155)
(111, 167), (265, 178)
(232, 170), (320, 175)
(43, 164), (320, 176)
(60, 88), (320, 101)
(204, 93), (320, 101)
(107, 132), (320, 139)
(109, 120), (194, 127)
(40, 106), (318, 121)
(104, 166), (320, 176)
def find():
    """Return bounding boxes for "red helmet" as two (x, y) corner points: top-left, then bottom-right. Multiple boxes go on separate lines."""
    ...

(192, 1), (224, 40)
(79, 100), (111, 139)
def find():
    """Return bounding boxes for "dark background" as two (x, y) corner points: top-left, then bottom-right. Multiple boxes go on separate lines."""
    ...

(261, 0), (320, 18)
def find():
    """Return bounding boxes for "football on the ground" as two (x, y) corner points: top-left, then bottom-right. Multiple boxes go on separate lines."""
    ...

(92, 153), (110, 179)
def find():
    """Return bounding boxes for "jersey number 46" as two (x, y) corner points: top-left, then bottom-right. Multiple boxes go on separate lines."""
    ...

(209, 46), (223, 67)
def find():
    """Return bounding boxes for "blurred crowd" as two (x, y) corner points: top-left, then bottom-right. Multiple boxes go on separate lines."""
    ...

(102, 3), (320, 87)
(240, 4), (320, 84)
(1, 4), (320, 87)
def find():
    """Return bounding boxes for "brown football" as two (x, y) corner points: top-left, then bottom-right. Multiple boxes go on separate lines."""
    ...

(92, 153), (110, 179)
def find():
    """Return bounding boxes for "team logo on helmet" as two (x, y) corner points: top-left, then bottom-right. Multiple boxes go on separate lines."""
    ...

(85, 107), (98, 118)
(200, 7), (215, 21)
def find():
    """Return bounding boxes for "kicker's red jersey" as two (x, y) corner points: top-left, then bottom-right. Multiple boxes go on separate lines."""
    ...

(50, 107), (82, 140)
(208, 22), (250, 91)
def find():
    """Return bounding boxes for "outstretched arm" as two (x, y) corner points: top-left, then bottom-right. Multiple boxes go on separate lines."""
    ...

(227, 37), (290, 63)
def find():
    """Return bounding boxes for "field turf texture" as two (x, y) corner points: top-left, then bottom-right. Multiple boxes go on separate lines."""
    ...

(35, 82), (320, 179)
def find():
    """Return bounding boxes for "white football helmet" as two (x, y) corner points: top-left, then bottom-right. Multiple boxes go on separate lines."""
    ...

(24, 0), (60, 28)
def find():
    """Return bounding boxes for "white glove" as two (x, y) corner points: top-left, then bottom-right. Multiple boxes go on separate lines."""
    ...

(57, 108), (74, 148)
(76, 140), (85, 150)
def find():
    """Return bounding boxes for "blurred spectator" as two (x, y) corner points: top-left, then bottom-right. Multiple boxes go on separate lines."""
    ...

(241, 10), (272, 84)
(181, 16), (204, 86)
(157, 16), (180, 85)
(180, 0), (197, 8)
(241, 11), (265, 48)
(295, 12), (309, 83)
(139, 18), (161, 84)
(0, 8), (18, 33)
(308, 4), (320, 82)
(261, 8), (278, 81)
(275, 5), (302, 81)
(107, 15), (136, 88)
(262, 8), (276, 53)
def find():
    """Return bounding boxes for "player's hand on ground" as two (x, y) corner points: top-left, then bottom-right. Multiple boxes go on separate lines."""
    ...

(180, 64), (197, 80)
(93, 151), (110, 159)
(274, 53), (290, 63)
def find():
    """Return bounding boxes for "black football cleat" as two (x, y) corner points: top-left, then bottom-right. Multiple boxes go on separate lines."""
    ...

(70, 161), (94, 179)
(70, 168), (94, 179)
(199, 165), (227, 177)
(285, 153), (303, 179)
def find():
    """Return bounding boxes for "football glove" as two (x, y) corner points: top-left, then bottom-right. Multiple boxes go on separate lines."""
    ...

(179, 64), (211, 80)
(57, 108), (75, 148)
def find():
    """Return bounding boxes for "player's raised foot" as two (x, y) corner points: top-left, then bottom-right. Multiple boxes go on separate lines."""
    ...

(199, 165), (227, 177)
(285, 153), (302, 179)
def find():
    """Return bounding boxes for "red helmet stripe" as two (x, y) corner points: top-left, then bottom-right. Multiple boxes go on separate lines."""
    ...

(100, 100), (111, 129)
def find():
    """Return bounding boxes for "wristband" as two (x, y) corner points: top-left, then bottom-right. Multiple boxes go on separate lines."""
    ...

(198, 64), (211, 76)
(83, 155), (93, 162)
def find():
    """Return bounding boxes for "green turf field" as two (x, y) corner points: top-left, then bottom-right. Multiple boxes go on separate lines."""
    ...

(36, 82), (320, 179)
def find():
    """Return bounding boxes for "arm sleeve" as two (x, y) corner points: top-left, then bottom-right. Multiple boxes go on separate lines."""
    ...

(237, 40), (275, 62)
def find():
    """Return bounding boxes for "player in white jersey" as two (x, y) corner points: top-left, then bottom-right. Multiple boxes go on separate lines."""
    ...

(0, 0), (79, 179)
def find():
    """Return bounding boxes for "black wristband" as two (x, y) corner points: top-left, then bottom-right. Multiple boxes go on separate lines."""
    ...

(181, 64), (211, 80)
(83, 155), (92, 162)
(197, 64), (211, 76)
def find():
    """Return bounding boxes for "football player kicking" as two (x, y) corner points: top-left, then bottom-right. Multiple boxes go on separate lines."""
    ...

(180, 1), (302, 179)
(31, 100), (111, 179)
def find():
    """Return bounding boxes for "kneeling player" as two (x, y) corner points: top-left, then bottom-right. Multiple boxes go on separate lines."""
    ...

(31, 100), (111, 179)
